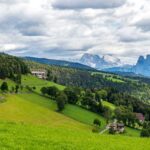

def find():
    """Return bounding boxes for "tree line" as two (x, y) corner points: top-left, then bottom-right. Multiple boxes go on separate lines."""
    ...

(25, 59), (150, 104)
(40, 85), (150, 136)
(0, 53), (29, 82)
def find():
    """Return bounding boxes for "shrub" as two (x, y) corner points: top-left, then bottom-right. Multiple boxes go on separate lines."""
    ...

(141, 129), (150, 137)
(41, 87), (48, 95)
(47, 86), (59, 98)
(93, 119), (101, 127)
(64, 88), (78, 104)
(56, 93), (68, 112)
(1, 82), (8, 92)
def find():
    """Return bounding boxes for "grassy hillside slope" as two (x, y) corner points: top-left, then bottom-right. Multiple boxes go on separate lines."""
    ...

(0, 121), (149, 150)
(0, 94), (90, 131)
(102, 101), (116, 111)
(21, 75), (141, 136)
(22, 75), (65, 92)
(62, 105), (106, 128)
(0, 76), (148, 149)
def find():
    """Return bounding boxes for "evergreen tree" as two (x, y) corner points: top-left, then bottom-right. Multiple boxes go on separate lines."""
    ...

(56, 93), (67, 111)
(1, 82), (8, 92)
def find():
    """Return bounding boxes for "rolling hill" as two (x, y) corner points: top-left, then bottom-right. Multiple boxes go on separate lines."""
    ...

(0, 53), (149, 149)
(0, 76), (148, 149)
(24, 56), (95, 71)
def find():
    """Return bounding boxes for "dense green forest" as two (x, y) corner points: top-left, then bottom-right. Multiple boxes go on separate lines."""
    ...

(0, 53), (29, 82)
(25, 60), (150, 104)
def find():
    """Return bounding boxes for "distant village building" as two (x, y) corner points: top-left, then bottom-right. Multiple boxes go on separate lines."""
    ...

(31, 70), (47, 79)
(109, 123), (125, 133)
(135, 113), (145, 123)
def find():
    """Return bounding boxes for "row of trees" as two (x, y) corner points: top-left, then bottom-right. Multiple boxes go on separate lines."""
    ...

(106, 88), (150, 121)
(40, 86), (113, 123)
(41, 85), (150, 129)
(41, 86), (79, 111)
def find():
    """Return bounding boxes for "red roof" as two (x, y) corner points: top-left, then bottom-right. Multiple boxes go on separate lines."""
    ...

(135, 113), (145, 121)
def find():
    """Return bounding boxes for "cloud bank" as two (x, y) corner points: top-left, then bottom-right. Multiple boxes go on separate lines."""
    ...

(0, 0), (150, 64)
(52, 0), (126, 9)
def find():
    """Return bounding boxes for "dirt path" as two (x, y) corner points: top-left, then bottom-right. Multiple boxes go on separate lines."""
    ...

(99, 124), (110, 134)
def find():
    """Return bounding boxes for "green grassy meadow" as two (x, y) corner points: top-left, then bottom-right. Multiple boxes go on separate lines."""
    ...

(0, 75), (149, 149)
(106, 77), (125, 83)
(62, 104), (106, 129)
(102, 100), (116, 111)
(22, 75), (65, 92)
(0, 121), (149, 150)
(0, 93), (91, 131)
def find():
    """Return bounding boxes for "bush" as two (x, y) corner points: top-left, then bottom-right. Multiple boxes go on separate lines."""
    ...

(47, 86), (59, 98)
(93, 119), (101, 127)
(141, 129), (150, 137)
(56, 93), (68, 112)
(32, 86), (36, 90)
(41, 87), (48, 95)
(64, 88), (78, 104)
(1, 82), (8, 92)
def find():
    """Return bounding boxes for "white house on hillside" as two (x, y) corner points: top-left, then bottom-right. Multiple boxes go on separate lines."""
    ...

(31, 70), (47, 79)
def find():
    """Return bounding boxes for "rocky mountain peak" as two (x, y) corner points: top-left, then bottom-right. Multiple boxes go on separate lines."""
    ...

(137, 56), (145, 65)
(80, 53), (122, 69)
(146, 55), (150, 64)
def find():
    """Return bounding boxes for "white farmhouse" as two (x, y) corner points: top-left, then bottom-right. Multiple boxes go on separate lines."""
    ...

(31, 70), (47, 79)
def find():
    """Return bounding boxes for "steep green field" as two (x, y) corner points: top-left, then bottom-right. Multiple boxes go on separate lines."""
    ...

(106, 76), (125, 83)
(102, 101), (116, 111)
(0, 92), (107, 131)
(125, 127), (141, 137)
(0, 121), (149, 150)
(22, 75), (65, 92)
(0, 94), (90, 131)
(0, 76), (146, 149)
(21, 75), (142, 136)
(92, 72), (125, 83)
(62, 105), (106, 129)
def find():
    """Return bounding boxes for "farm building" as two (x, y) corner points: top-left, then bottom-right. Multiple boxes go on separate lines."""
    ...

(109, 123), (125, 133)
(135, 113), (145, 123)
(31, 70), (47, 79)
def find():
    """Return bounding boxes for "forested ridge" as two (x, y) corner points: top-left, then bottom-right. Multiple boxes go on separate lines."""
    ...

(25, 60), (150, 104)
(0, 53), (30, 84)
(0, 53), (29, 80)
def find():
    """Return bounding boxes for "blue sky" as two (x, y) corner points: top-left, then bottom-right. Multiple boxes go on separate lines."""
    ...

(0, 0), (150, 64)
